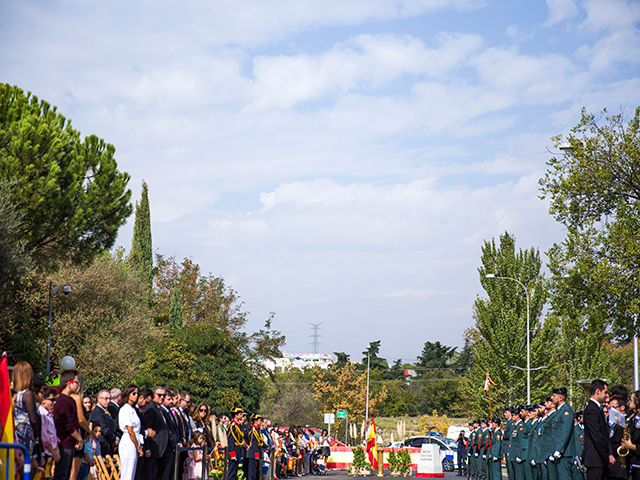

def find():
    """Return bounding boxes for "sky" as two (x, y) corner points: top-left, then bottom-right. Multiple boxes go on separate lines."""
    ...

(2, 0), (640, 364)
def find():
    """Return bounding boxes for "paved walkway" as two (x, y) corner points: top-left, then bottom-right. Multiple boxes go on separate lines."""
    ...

(316, 470), (459, 480)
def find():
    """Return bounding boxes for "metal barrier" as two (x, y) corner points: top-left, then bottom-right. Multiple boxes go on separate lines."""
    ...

(0, 442), (31, 480)
(174, 445), (209, 480)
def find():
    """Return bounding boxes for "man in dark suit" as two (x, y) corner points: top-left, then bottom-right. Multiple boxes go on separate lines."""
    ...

(90, 389), (120, 457)
(142, 386), (169, 480)
(135, 388), (156, 480)
(159, 389), (181, 480)
(583, 379), (615, 480)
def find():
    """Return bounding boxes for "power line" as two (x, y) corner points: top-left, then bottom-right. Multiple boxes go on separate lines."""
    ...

(309, 323), (322, 354)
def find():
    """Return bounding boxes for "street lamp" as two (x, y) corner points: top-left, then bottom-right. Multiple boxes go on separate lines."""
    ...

(365, 344), (371, 424)
(47, 281), (71, 377)
(485, 273), (569, 404)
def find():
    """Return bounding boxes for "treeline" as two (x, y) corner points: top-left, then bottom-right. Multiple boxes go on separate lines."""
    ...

(0, 83), (284, 412)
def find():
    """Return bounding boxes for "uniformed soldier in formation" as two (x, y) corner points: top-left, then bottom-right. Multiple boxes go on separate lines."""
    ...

(469, 419), (480, 480)
(489, 418), (502, 480)
(572, 411), (585, 480)
(247, 413), (264, 480)
(550, 387), (576, 480)
(511, 407), (525, 480)
(530, 403), (546, 480)
(520, 406), (534, 480)
(479, 419), (491, 480)
(227, 407), (247, 480)
(541, 395), (558, 480)
(504, 407), (515, 480)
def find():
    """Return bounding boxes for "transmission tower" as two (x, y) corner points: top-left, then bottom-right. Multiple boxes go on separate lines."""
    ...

(309, 322), (322, 354)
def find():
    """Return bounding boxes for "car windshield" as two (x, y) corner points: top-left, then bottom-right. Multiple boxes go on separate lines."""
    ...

(439, 438), (457, 449)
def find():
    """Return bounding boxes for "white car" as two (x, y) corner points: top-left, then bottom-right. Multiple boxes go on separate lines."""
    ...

(400, 435), (459, 471)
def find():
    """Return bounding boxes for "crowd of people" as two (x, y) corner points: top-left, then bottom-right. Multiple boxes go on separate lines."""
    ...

(455, 381), (640, 480)
(9, 361), (332, 480)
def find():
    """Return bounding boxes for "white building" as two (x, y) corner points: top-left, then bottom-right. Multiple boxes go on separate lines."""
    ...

(262, 353), (336, 372)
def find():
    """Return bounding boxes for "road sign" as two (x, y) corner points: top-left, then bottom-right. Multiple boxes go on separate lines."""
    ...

(336, 410), (347, 419)
(324, 413), (335, 424)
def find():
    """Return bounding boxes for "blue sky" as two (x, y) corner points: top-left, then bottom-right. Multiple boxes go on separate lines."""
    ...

(2, 0), (640, 363)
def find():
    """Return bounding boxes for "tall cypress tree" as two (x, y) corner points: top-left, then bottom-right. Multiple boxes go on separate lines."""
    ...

(130, 181), (153, 289)
(169, 287), (183, 330)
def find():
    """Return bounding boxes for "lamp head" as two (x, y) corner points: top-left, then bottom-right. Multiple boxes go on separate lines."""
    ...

(485, 274), (496, 278)
(61, 285), (72, 295)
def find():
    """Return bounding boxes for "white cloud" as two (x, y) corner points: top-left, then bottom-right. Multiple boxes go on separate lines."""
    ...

(544, 0), (579, 27)
(580, 0), (640, 32)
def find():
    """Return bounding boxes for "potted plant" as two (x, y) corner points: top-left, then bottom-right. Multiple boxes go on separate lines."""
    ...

(387, 449), (401, 476)
(350, 445), (372, 475)
(396, 449), (412, 477)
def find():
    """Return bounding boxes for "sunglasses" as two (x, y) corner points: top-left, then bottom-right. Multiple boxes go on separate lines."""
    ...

(156, 393), (166, 397)
(65, 379), (78, 385)
(45, 397), (56, 402)
(199, 408), (208, 412)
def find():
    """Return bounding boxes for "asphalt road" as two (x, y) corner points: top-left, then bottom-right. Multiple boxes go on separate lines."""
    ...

(316, 469), (461, 480)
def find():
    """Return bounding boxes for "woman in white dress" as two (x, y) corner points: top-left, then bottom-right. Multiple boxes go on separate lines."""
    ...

(118, 384), (144, 480)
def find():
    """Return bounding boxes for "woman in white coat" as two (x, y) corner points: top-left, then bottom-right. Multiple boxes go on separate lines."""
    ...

(118, 384), (143, 480)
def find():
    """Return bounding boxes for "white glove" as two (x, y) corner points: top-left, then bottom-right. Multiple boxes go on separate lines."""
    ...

(549, 455), (554, 462)
(554, 451), (561, 459)
(493, 457), (498, 462)
(474, 453), (478, 457)
(516, 457), (522, 464)
(482, 455), (486, 459)
(531, 460), (535, 466)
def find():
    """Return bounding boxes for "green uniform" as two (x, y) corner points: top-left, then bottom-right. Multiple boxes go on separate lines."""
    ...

(469, 428), (478, 480)
(503, 419), (514, 480)
(479, 428), (491, 480)
(550, 403), (575, 480)
(522, 419), (533, 480)
(529, 419), (541, 480)
(511, 419), (525, 480)
(489, 428), (503, 480)
(572, 422), (585, 480)
(541, 411), (557, 480)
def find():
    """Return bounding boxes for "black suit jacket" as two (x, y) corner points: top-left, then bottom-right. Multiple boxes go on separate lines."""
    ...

(90, 405), (119, 456)
(583, 399), (612, 468)
(142, 401), (168, 459)
(159, 405), (181, 450)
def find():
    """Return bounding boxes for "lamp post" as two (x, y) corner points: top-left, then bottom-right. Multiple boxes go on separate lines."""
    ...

(485, 273), (569, 404)
(47, 281), (71, 377)
(365, 344), (371, 424)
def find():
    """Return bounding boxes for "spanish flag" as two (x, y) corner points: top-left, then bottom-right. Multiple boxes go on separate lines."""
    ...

(0, 352), (16, 480)
(365, 418), (377, 469)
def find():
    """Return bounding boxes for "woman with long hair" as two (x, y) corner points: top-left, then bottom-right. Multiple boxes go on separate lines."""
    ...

(193, 402), (215, 448)
(621, 390), (640, 480)
(118, 384), (143, 480)
(12, 361), (40, 471)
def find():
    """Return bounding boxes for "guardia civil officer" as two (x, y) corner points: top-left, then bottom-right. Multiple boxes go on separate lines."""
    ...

(511, 406), (526, 480)
(521, 406), (535, 480)
(550, 387), (576, 480)
(489, 418), (502, 480)
(572, 411), (585, 480)
(469, 420), (480, 480)
(227, 407), (247, 480)
(541, 396), (558, 480)
(504, 407), (515, 480)
(479, 419), (491, 480)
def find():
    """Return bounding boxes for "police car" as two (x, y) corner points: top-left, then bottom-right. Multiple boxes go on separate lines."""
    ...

(400, 434), (459, 471)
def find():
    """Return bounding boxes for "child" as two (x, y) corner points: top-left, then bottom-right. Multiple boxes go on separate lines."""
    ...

(262, 449), (271, 480)
(185, 432), (207, 480)
(78, 424), (102, 480)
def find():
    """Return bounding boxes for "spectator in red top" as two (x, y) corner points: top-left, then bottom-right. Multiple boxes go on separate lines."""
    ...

(53, 370), (84, 480)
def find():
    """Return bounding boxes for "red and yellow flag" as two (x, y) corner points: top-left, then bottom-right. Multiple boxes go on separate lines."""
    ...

(365, 418), (378, 469)
(0, 352), (16, 480)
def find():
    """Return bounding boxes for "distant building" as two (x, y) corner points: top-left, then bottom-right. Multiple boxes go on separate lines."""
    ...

(263, 353), (336, 372)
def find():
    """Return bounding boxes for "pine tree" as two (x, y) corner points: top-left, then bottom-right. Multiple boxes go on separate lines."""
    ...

(130, 181), (153, 288)
(169, 287), (183, 330)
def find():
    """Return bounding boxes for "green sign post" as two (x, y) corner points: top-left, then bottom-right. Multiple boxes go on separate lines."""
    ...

(336, 410), (348, 445)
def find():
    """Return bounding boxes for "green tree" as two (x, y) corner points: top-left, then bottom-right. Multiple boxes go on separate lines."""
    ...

(360, 340), (389, 371)
(416, 341), (457, 371)
(136, 322), (262, 411)
(0, 84), (132, 270)
(261, 368), (321, 426)
(47, 251), (158, 390)
(0, 181), (31, 305)
(540, 107), (640, 340)
(333, 352), (350, 368)
(130, 181), (153, 289)
(168, 287), (183, 330)
(462, 232), (557, 415)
